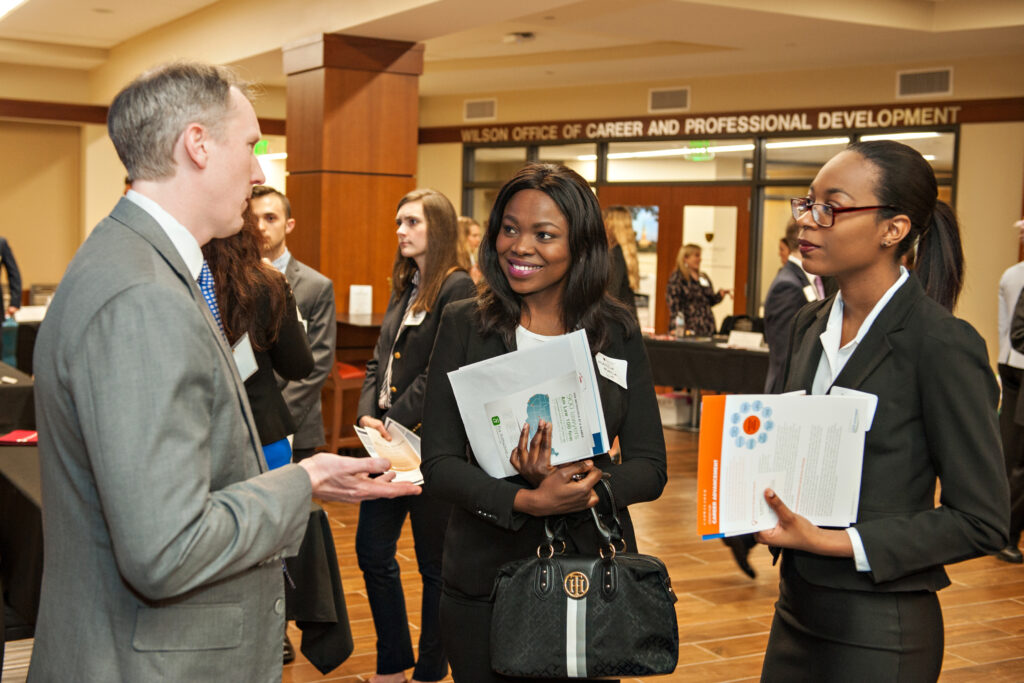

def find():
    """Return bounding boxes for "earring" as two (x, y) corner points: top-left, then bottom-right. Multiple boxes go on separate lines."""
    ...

(882, 240), (891, 247)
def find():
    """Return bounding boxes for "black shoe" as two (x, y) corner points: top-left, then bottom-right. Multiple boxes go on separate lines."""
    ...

(283, 633), (296, 663)
(723, 535), (757, 579)
(996, 545), (1024, 564)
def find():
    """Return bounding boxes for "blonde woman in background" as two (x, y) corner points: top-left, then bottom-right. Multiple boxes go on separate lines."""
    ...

(457, 215), (483, 283)
(666, 243), (731, 336)
(602, 205), (639, 314)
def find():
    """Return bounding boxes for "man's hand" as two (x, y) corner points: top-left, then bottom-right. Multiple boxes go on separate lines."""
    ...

(298, 453), (420, 502)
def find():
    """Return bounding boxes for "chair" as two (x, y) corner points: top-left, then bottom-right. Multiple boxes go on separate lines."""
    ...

(321, 361), (366, 453)
(719, 315), (764, 335)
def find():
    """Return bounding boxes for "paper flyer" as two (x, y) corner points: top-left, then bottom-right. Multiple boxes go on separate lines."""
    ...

(353, 418), (423, 485)
(697, 392), (875, 539)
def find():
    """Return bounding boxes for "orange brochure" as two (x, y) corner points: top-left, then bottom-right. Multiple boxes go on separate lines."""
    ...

(696, 395), (726, 539)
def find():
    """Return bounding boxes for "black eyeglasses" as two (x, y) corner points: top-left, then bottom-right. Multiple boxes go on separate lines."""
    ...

(790, 197), (898, 228)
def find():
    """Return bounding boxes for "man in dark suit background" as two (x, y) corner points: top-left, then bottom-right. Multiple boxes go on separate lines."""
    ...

(0, 237), (21, 317)
(251, 185), (336, 463)
(763, 219), (824, 393)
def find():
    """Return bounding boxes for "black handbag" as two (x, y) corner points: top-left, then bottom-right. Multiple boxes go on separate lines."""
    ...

(490, 481), (679, 678)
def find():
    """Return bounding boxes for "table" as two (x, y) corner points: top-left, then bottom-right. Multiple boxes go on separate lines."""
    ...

(643, 336), (770, 429)
(15, 322), (40, 376)
(0, 448), (353, 674)
(0, 361), (34, 434)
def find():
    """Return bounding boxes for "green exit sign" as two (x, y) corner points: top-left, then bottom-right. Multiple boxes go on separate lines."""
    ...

(254, 139), (269, 155)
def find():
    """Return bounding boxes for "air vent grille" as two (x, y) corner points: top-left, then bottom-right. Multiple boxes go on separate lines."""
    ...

(464, 99), (497, 121)
(897, 69), (952, 97)
(649, 87), (689, 113)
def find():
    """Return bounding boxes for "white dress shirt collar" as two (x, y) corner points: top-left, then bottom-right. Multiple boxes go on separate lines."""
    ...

(271, 248), (292, 274)
(811, 266), (909, 395)
(124, 190), (204, 280)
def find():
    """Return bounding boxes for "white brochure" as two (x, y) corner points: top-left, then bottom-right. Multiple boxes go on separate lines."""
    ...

(448, 329), (610, 478)
(353, 417), (423, 485)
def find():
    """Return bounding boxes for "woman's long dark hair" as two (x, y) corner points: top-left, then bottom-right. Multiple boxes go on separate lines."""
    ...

(848, 140), (964, 311)
(477, 163), (637, 351)
(202, 206), (289, 350)
(391, 188), (467, 314)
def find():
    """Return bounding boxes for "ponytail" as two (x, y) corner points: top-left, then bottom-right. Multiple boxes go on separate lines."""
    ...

(913, 201), (964, 312)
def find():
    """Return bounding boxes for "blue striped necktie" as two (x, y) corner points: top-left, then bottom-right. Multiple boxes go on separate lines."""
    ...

(197, 261), (226, 337)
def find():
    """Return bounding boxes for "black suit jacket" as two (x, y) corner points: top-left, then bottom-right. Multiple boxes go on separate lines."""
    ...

(0, 237), (21, 312)
(358, 270), (477, 432)
(779, 274), (1008, 592)
(763, 260), (814, 393)
(241, 286), (314, 446)
(420, 299), (668, 598)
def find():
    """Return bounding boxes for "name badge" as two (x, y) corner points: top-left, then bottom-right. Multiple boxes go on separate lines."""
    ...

(699, 277), (710, 287)
(595, 352), (628, 389)
(232, 332), (258, 381)
(803, 284), (817, 302)
(404, 310), (427, 327)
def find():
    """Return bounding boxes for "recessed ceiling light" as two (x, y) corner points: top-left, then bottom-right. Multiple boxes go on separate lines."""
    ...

(0, 0), (28, 22)
(503, 32), (535, 44)
(93, 7), (114, 13)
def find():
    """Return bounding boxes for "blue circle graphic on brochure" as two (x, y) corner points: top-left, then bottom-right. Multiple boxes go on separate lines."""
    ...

(730, 400), (775, 450)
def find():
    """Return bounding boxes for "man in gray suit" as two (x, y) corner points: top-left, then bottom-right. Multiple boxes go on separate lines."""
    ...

(29, 62), (419, 682)
(251, 185), (336, 463)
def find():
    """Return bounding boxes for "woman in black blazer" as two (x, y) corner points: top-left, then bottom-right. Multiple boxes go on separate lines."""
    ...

(203, 206), (313, 468)
(420, 164), (668, 682)
(355, 189), (476, 683)
(757, 141), (1009, 682)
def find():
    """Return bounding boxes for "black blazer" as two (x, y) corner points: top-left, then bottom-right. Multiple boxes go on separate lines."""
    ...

(780, 274), (1008, 592)
(242, 286), (314, 445)
(420, 299), (668, 598)
(358, 270), (477, 432)
(763, 260), (814, 393)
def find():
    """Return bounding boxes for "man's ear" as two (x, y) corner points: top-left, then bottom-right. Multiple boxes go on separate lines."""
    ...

(285, 218), (296, 236)
(180, 122), (210, 169)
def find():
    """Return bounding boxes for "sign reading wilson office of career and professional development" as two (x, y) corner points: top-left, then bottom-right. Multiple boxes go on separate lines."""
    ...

(418, 98), (1024, 145)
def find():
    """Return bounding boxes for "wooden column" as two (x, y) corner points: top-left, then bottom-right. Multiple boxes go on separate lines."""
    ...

(283, 34), (424, 314)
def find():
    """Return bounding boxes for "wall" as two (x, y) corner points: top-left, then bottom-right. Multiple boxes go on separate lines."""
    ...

(0, 121), (82, 291)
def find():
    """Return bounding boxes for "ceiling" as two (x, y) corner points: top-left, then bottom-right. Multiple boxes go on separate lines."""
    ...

(1, 0), (1023, 96)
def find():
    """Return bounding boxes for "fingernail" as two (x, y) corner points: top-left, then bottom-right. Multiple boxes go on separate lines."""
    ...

(766, 489), (775, 498)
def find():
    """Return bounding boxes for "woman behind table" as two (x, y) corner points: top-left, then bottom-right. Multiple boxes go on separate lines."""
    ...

(420, 163), (668, 682)
(203, 206), (313, 469)
(757, 140), (1008, 682)
(666, 243), (730, 336)
(356, 189), (476, 683)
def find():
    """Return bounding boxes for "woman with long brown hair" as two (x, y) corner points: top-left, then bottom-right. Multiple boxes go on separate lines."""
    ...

(202, 205), (312, 469)
(355, 189), (477, 683)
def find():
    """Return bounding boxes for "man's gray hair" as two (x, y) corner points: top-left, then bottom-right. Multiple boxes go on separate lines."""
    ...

(108, 62), (248, 182)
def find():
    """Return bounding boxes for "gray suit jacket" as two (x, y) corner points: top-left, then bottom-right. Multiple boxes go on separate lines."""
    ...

(763, 260), (814, 393)
(29, 198), (313, 682)
(279, 257), (336, 450)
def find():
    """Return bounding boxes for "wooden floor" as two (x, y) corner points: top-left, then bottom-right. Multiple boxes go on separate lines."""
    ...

(279, 428), (1024, 683)
(4, 429), (1022, 682)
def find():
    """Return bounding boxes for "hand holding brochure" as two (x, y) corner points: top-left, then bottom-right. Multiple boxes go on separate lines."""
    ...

(697, 391), (876, 539)
(448, 329), (610, 478)
(353, 417), (423, 485)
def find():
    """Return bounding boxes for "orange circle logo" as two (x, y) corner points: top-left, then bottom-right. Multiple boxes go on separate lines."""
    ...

(742, 415), (760, 435)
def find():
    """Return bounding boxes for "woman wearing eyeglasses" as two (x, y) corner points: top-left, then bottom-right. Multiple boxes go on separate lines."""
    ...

(757, 140), (1008, 682)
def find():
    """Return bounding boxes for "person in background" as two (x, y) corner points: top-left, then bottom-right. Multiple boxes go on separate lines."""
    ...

(356, 189), (476, 683)
(602, 205), (638, 315)
(999, 218), (1024, 564)
(763, 219), (825, 393)
(666, 243), (731, 336)
(250, 185), (337, 464)
(28, 61), (420, 682)
(420, 163), (667, 682)
(457, 215), (483, 283)
(777, 235), (792, 268)
(0, 236), (21, 318)
(758, 140), (1008, 681)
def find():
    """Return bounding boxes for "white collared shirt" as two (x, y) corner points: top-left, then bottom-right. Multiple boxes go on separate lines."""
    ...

(998, 261), (1024, 368)
(124, 190), (204, 281)
(810, 266), (909, 572)
(788, 255), (820, 299)
(271, 248), (291, 274)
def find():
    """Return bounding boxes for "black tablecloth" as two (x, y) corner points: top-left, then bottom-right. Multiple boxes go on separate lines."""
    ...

(0, 448), (353, 675)
(15, 321), (40, 377)
(0, 361), (34, 434)
(643, 336), (770, 394)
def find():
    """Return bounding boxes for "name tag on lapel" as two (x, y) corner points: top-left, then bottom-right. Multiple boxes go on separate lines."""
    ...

(404, 310), (426, 327)
(232, 333), (258, 381)
(595, 352), (628, 389)
(699, 276), (710, 287)
(803, 284), (817, 302)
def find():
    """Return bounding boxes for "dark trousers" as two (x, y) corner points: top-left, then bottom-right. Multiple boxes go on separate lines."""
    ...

(761, 560), (943, 682)
(998, 364), (1024, 544)
(439, 590), (616, 683)
(356, 491), (450, 681)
